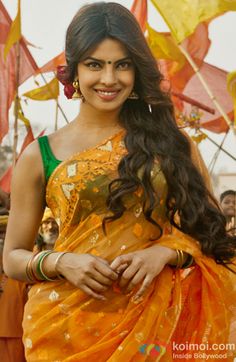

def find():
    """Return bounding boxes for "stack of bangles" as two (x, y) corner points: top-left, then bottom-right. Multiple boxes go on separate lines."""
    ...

(173, 249), (194, 269)
(26, 251), (67, 282)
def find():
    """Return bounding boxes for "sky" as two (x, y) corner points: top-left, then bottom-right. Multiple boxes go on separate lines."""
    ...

(2, 0), (236, 178)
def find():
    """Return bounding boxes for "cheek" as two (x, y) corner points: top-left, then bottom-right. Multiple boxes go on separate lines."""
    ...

(77, 66), (98, 88)
(78, 74), (98, 90)
(120, 71), (135, 88)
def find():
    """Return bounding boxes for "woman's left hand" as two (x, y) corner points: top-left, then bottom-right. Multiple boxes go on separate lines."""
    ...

(110, 245), (177, 300)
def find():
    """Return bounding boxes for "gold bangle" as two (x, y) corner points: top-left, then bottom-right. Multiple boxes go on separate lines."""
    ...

(171, 249), (186, 269)
(176, 250), (181, 269)
(178, 250), (185, 268)
(26, 256), (36, 282)
(26, 253), (42, 282)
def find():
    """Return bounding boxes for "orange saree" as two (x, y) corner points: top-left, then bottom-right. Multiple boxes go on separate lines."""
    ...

(23, 131), (236, 361)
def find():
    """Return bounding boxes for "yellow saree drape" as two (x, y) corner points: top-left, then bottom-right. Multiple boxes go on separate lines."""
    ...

(23, 131), (236, 361)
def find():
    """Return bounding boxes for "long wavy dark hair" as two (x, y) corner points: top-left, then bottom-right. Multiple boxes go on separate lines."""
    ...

(62, 2), (236, 267)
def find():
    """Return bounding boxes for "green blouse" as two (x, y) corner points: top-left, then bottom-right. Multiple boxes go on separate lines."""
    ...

(38, 136), (62, 184)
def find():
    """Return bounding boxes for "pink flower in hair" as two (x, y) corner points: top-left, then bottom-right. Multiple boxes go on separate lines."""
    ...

(56, 65), (74, 99)
(64, 83), (75, 99)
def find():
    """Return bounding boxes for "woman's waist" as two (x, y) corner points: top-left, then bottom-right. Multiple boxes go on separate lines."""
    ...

(54, 214), (166, 261)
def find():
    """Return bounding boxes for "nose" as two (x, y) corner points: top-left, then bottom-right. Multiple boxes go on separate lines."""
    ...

(100, 66), (117, 86)
(48, 221), (54, 230)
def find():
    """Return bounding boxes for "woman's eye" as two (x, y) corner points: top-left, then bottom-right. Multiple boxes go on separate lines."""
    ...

(117, 62), (132, 69)
(86, 62), (101, 69)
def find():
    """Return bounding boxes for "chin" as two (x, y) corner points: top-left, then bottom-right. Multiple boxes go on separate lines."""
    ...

(86, 95), (129, 112)
(97, 100), (125, 112)
(43, 234), (58, 245)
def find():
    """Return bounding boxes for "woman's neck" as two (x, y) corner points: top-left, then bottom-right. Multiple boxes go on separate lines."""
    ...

(76, 103), (122, 130)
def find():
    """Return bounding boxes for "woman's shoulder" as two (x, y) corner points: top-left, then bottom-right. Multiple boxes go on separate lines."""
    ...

(19, 124), (70, 162)
(18, 139), (42, 162)
(14, 139), (45, 186)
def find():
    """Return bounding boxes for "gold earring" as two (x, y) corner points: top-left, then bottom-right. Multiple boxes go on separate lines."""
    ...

(128, 90), (139, 100)
(72, 79), (83, 99)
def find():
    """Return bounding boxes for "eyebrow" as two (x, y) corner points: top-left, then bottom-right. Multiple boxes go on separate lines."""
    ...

(83, 56), (132, 64)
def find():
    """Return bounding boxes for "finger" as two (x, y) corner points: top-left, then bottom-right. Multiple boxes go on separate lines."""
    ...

(116, 263), (129, 274)
(119, 262), (141, 289)
(95, 256), (110, 265)
(88, 269), (113, 286)
(80, 284), (106, 301)
(134, 275), (153, 300)
(110, 254), (133, 270)
(94, 261), (118, 281)
(125, 269), (146, 293)
(86, 278), (109, 293)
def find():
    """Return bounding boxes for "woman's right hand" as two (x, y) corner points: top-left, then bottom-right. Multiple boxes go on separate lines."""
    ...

(55, 253), (118, 300)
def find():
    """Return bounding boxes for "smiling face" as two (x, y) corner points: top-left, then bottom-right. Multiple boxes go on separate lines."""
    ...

(77, 38), (135, 113)
(40, 218), (59, 246)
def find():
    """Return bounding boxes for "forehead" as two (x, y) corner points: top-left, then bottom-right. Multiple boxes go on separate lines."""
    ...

(87, 38), (129, 60)
(42, 218), (56, 224)
(222, 194), (235, 203)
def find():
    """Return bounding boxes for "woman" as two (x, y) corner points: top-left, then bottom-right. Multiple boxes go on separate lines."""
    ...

(3, 2), (236, 361)
(220, 190), (236, 236)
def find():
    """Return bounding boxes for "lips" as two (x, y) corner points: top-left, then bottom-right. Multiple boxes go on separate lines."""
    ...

(95, 88), (120, 101)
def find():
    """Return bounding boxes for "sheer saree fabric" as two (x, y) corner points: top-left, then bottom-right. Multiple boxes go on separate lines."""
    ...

(23, 131), (236, 361)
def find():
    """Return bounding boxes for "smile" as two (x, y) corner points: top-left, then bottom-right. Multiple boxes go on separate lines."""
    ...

(95, 89), (120, 100)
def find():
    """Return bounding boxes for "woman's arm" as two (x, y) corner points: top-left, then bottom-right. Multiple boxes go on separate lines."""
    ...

(3, 141), (118, 299)
(3, 141), (46, 280)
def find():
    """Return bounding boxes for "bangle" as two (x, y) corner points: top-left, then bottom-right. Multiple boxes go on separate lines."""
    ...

(170, 249), (190, 269)
(25, 251), (60, 283)
(54, 252), (68, 280)
(182, 254), (194, 269)
(26, 252), (44, 282)
(37, 251), (58, 282)
(32, 251), (49, 280)
(34, 251), (52, 280)
(26, 256), (36, 282)
(176, 249), (184, 269)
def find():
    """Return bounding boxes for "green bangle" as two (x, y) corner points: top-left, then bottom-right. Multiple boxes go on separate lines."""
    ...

(36, 251), (51, 280)
(37, 251), (58, 282)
